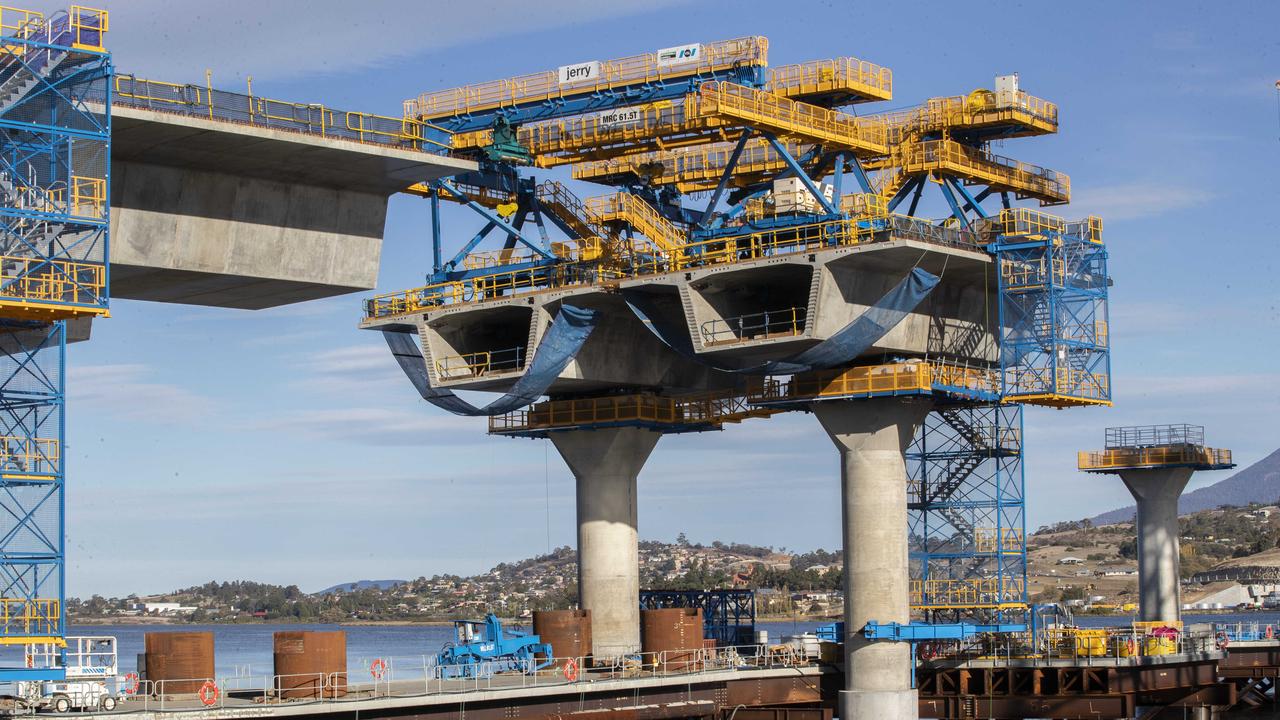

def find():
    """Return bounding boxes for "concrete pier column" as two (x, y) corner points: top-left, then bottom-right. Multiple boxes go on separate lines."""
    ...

(812, 398), (931, 720)
(551, 428), (660, 659)
(1117, 468), (1194, 622)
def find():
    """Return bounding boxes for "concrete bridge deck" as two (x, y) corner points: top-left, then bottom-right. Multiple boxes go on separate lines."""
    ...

(104, 103), (476, 308)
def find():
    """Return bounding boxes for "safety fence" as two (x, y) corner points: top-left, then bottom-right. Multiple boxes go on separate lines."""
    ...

(362, 209), (985, 321)
(973, 527), (1025, 554)
(749, 361), (999, 405)
(1215, 622), (1280, 643)
(489, 391), (776, 434)
(919, 623), (1221, 666)
(1004, 367), (1110, 406)
(911, 578), (1026, 610)
(434, 346), (526, 380)
(0, 5), (107, 54)
(1078, 445), (1233, 471)
(983, 207), (1102, 244)
(0, 435), (58, 476)
(94, 645), (808, 714)
(767, 56), (892, 103)
(889, 139), (1069, 204)
(700, 306), (805, 346)
(571, 136), (811, 191)
(408, 36), (769, 120)
(584, 192), (685, 254)
(111, 75), (451, 153)
(0, 597), (58, 640)
(697, 82), (888, 154)
(0, 256), (106, 311)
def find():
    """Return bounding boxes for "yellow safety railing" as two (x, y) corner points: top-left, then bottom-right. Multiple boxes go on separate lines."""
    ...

(873, 91), (1058, 143)
(408, 180), (515, 208)
(584, 192), (684, 254)
(435, 346), (526, 380)
(363, 209), (987, 320)
(1004, 367), (1110, 406)
(67, 5), (106, 51)
(1078, 446), (1232, 471)
(697, 82), (888, 155)
(974, 527), (1024, 554)
(0, 256), (105, 310)
(46, 176), (106, 218)
(767, 56), (892, 103)
(0, 5), (41, 39)
(113, 75), (205, 108)
(489, 390), (778, 434)
(409, 36), (769, 120)
(750, 361), (999, 404)
(887, 139), (1069, 205)
(985, 207), (1102, 244)
(572, 136), (810, 192)
(0, 435), (58, 477)
(0, 598), (59, 643)
(910, 578), (1025, 609)
(114, 74), (450, 152)
(840, 192), (888, 217)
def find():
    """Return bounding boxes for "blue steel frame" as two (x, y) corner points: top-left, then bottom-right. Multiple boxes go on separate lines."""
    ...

(0, 8), (111, 680)
(991, 223), (1111, 405)
(639, 589), (756, 646)
(907, 403), (1027, 625)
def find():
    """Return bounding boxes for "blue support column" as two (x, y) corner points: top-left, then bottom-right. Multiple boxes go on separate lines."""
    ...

(698, 131), (752, 227)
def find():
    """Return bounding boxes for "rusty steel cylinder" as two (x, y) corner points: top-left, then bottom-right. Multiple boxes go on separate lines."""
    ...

(273, 630), (348, 699)
(143, 631), (215, 695)
(640, 608), (704, 670)
(533, 609), (592, 668)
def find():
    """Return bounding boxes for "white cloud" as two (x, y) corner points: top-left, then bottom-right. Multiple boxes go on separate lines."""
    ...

(105, 0), (694, 83)
(68, 364), (216, 421)
(1069, 181), (1210, 222)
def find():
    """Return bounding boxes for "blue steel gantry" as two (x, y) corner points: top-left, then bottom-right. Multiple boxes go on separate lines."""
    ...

(0, 5), (110, 680)
(359, 38), (1111, 647)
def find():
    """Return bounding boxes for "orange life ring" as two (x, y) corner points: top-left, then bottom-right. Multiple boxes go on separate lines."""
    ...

(1267, 625), (1275, 640)
(370, 657), (388, 680)
(1126, 638), (1137, 656)
(198, 680), (219, 707)
(563, 658), (579, 683)
(122, 672), (140, 695)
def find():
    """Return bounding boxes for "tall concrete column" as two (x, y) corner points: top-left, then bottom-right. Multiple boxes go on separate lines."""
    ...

(812, 398), (931, 720)
(1117, 468), (1194, 623)
(551, 428), (660, 659)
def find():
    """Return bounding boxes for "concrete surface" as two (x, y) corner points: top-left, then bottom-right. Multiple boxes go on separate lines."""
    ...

(1119, 467), (1195, 623)
(813, 397), (932, 720)
(551, 427), (660, 659)
(107, 105), (476, 308)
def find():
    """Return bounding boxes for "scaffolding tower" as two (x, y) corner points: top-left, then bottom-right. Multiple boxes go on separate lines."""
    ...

(0, 5), (110, 679)
(908, 403), (1026, 624)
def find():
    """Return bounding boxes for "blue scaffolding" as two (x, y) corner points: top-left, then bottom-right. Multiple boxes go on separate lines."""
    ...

(990, 211), (1110, 407)
(907, 403), (1027, 624)
(0, 6), (110, 679)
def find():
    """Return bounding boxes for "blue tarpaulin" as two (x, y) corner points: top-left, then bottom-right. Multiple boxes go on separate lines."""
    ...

(383, 304), (599, 417)
(623, 267), (940, 375)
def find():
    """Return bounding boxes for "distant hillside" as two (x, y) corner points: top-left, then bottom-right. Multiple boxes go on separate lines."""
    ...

(316, 579), (405, 595)
(1090, 448), (1280, 525)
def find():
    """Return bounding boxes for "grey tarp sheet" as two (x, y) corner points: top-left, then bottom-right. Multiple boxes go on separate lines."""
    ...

(382, 304), (599, 416)
(622, 267), (940, 375)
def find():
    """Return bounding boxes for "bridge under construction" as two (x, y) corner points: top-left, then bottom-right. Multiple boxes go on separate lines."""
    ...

(0, 7), (1263, 720)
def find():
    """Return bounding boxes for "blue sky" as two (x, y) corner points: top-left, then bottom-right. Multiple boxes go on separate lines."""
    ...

(60, 0), (1279, 597)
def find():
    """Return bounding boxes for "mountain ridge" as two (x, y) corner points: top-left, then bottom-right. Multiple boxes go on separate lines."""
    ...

(1090, 447), (1280, 525)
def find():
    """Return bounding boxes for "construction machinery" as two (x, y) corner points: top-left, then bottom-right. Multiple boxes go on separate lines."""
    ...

(435, 615), (554, 679)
